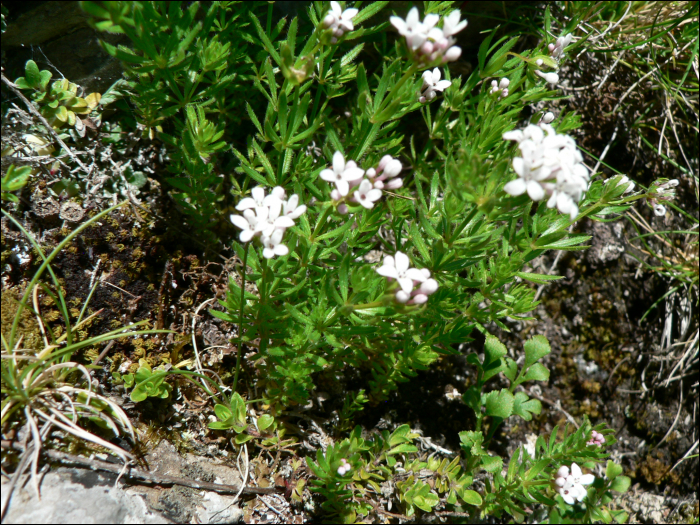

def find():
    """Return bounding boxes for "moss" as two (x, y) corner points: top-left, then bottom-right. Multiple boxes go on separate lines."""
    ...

(1, 287), (44, 352)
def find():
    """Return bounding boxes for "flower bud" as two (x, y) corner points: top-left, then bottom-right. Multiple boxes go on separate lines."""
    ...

(338, 203), (349, 215)
(536, 58), (544, 66)
(542, 112), (555, 123)
(535, 70), (559, 84)
(443, 46), (462, 62)
(384, 178), (403, 189)
(395, 290), (410, 303)
(653, 203), (666, 216)
(323, 13), (336, 28)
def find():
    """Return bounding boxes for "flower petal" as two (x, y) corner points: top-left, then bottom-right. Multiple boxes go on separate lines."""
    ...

(397, 277), (414, 294)
(526, 180), (545, 201)
(377, 265), (399, 279)
(236, 197), (257, 210)
(504, 178), (527, 196)
(332, 150), (345, 174)
(395, 251), (410, 273)
(335, 179), (350, 197)
(230, 214), (251, 230)
(320, 169), (336, 182)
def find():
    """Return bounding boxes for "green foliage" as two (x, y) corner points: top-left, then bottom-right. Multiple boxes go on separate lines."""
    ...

(1, 165), (31, 202)
(14, 60), (102, 130)
(117, 358), (173, 402)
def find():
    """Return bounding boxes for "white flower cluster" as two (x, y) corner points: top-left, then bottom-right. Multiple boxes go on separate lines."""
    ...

(376, 252), (438, 305)
(489, 77), (510, 99)
(503, 123), (590, 220)
(554, 463), (595, 505)
(321, 151), (403, 212)
(230, 186), (306, 259)
(322, 1), (358, 44)
(549, 33), (573, 60)
(649, 179), (678, 216)
(337, 458), (351, 476)
(419, 68), (451, 103)
(390, 8), (467, 65)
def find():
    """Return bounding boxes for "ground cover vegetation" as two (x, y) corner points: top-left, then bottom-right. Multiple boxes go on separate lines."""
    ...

(1, 1), (698, 523)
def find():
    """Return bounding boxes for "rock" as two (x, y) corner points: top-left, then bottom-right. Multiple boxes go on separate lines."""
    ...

(1, 467), (168, 524)
(59, 201), (85, 223)
(586, 221), (625, 266)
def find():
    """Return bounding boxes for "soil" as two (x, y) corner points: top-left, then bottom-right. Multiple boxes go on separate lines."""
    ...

(1, 2), (698, 524)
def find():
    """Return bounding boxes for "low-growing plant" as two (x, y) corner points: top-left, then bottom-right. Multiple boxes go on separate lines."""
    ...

(67, 0), (675, 521)
(1, 165), (31, 202)
(13, 60), (102, 131)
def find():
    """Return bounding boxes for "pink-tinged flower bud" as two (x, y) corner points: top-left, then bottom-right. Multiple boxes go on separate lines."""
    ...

(365, 167), (377, 179)
(420, 278), (439, 295)
(396, 290), (410, 303)
(501, 88), (509, 98)
(377, 154), (393, 173)
(555, 476), (567, 487)
(443, 46), (462, 62)
(536, 58), (544, 66)
(323, 13), (336, 28)
(384, 178), (403, 189)
(271, 186), (286, 200)
(557, 466), (570, 478)
(499, 78), (510, 89)
(421, 41), (435, 55)
(419, 95), (427, 103)
(491, 80), (498, 91)
(548, 43), (555, 53)
(384, 159), (402, 178)
(410, 294), (429, 304)
(334, 27), (344, 38)
(330, 36), (338, 44)
(338, 203), (349, 214)
(373, 180), (385, 189)
(331, 189), (341, 200)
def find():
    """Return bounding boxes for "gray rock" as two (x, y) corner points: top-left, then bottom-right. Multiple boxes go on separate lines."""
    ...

(1, 467), (169, 524)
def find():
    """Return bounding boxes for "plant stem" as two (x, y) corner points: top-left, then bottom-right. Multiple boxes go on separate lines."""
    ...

(232, 243), (249, 393)
(374, 63), (418, 118)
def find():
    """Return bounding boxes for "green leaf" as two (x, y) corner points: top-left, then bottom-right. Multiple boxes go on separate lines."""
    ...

(610, 475), (631, 493)
(606, 460), (623, 480)
(523, 458), (550, 481)
(481, 454), (503, 473)
(24, 60), (42, 89)
(523, 335), (550, 368)
(484, 334), (507, 363)
(214, 404), (233, 422)
(257, 414), (274, 431)
(521, 362), (550, 383)
(484, 389), (514, 418)
(459, 431), (486, 456)
(512, 392), (542, 421)
(459, 489), (483, 506)
(516, 271), (564, 284)
(352, 1), (388, 25)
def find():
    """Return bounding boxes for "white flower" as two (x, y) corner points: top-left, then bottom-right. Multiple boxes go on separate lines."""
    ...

(283, 194), (307, 219)
(255, 198), (295, 237)
(442, 10), (467, 37)
(555, 463), (595, 505)
(419, 68), (452, 103)
(230, 185), (306, 258)
(230, 209), (258, 243)
(236, 186), (280, 211)
(261, 228), (289, 259)
(390, 7), (428, 50)
(323, 1), (359, 43)
(535, 70), (559, 85)
(376, 252), (426, 294)
(353, 179), (383, 209)
(391, 8), (465, 64)
(503, 123), (589, 217)
(320, 151), (365, 197)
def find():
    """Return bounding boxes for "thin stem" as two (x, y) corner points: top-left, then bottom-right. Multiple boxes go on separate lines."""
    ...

(232, 243), (249, 393)
(311, 204), (334, 241)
